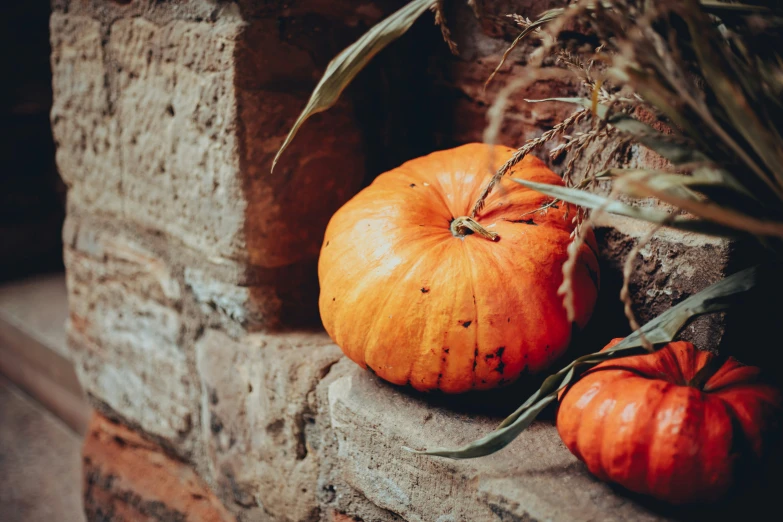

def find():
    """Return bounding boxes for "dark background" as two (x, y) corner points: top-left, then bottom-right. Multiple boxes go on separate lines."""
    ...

(0, 3), (64, 283)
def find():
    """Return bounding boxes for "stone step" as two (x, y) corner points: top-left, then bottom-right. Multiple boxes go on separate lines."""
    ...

(0, 374), (85, 522)
(0, 273), (91, 434)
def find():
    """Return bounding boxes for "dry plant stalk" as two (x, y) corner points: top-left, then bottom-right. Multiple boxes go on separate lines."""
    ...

(619, 224), (665, 352)
(433, 0), (459, 55)
(472, 0), (783, 337)
(471, 0), (596, 218)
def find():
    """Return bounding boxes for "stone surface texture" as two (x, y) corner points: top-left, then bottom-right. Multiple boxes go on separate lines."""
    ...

(52, 0), (395, 473)
(51, 0), (745, 521)
(64, 215), (199, 458)
(591, 214), (730, 351)
(196, 330), (344, 521)
(323, 364), (668, 522)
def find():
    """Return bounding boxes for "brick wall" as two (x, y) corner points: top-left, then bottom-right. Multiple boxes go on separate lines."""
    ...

(52, 1), (738, 521)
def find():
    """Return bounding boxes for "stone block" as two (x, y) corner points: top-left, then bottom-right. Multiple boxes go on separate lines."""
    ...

(50, 13), (122, 214)
(63, 216), (199, 456)
(235, 88), (365, 269)
(106, 15), (250, 264)
(323, 364), (669, 522)
(184, 267), (279, 335)
(590, 214), (730, 351)
(50, 8), (374, 271)
(83, 413), (235, 522)
(196, 329), (343, 521)
(315, 359), (407, 522)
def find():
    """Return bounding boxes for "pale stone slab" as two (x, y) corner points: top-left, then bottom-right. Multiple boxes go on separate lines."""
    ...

(107, 16), (248, 264)
(196, 329), (343, 521)
(63, 217), (198, 455)
(325, 365), (670, 522)
(50, 14), (122, 214)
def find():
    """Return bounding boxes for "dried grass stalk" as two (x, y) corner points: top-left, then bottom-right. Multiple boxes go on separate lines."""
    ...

(433, 0), (459, 55)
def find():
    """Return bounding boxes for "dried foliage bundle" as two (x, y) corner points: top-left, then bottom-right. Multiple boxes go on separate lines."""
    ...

(477, 0), (783, 342)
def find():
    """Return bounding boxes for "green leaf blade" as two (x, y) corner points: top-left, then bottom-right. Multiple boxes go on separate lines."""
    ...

(271, 0), (434, 172)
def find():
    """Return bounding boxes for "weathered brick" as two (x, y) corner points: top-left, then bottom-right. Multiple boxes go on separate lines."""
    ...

(83, 413), (236, 522)
(196, 329), (343, 521)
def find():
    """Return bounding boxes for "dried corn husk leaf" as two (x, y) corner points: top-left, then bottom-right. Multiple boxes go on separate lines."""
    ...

(272, 0), (434, 172)
(620, 177), (783, 238)
(508, 178), (739, 236)
(606, 169), (717, 200)
(484, 8), (563, 89)
(526, 97), (710, 164)
(681, 0), (783, 191)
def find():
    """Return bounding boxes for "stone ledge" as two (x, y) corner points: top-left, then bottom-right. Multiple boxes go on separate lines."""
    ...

(75, 328), (783, 522)
(188, 330), (688, 522)
(324, 364), (668, 522)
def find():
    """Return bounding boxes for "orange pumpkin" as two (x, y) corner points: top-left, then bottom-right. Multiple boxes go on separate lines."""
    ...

(557, 340), (781, 504)
(318, 143), (599, 393)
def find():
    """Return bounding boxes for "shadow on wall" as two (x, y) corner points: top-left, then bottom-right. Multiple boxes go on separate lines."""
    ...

(0, 3), (64, 282)
(231, 1), (445, 329)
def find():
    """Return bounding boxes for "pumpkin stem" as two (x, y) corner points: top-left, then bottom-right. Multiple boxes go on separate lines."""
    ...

(450, 216), (499, 241)
(687, 353), (727, 390)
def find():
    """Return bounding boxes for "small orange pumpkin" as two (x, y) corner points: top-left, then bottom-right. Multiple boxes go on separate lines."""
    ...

(318, 143), (599, 393)
(557, 340), (781, 504)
